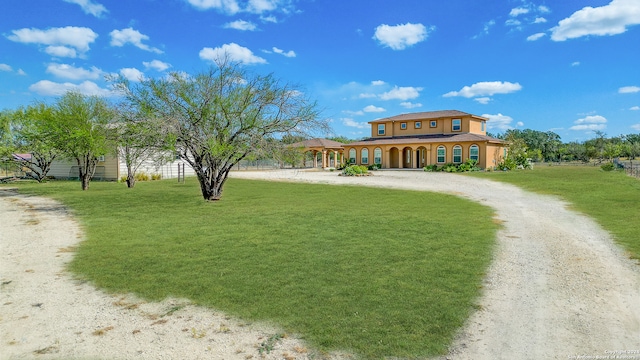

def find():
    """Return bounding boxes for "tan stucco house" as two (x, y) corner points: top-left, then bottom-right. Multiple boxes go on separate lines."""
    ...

(343, 110), (507, 169)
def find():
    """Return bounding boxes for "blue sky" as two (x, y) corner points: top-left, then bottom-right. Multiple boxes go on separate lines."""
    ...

(1, 0), (639, 141)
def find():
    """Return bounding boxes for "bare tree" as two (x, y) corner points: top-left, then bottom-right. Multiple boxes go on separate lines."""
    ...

(116, 62), (328, 201)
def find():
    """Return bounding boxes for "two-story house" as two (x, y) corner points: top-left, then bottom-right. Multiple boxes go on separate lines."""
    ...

(343, 110), (507, 169)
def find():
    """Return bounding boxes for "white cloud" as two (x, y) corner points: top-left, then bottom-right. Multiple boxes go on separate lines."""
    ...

(247, 0), (278, 13)
(199, 43), (267, 65)
(527, 32), (546, 41)
(551, 0), (640, 41)
(120, 68), (145, 82)
(272, 47), (296, 57)
(0, 64), (12, 72)
(224, 20), (258, 31)
(358, 93), (377, 99)
(630, 106), (640, 110)
(343, 110), (364, 116)
(510, 7), (530, 17)
(444, 81), (522, 98)
(400, 102), (422, 109)
(534, 17), (548, 23)
(187, 0), (241, 13)
(571, 61), (581, 66)
(17, 69), (27, 76)
(619, 86), (640, 93)
(342, 118), (369, 129)
(570, 115), (607, 131)
(473, 20), (496, 39)
(482, 113), (515, 131)
(516, 121), (525, 127)
(63, 0), (108, 17)
(371, 80), (386, 86)
(379, 86), (423, 101)
(186, 0), (292, 15)
(373, 23), (433, 50)
(6, 26), (98, 57)
(539, 5), (551, 13)
(29, 80), (113, 97)
(110, 28), (163, 54)
(44, 45), (78, 58)
(632, 124), (640, 130)
(143, 60), (171, 72)
(46, 63), (103, 80)
(474, 97), (492, 104)
(363, 105), (385, 113)
(505, 19), (522, 27)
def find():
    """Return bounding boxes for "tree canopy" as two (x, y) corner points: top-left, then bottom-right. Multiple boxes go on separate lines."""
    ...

(117, 62), (328, 201)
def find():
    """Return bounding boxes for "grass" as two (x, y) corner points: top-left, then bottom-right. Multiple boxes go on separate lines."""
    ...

(468, 165), (640, 260)
(3, 177), (499, 359)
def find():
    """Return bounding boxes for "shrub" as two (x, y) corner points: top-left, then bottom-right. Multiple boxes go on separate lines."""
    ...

(341, 164), (369, 176)
(367, 164), (381, 170)
(600, 162), (615, 171)
(424, 164), (438, 172)
(135, 172), (150, 181)
(151, 173), (162, 180)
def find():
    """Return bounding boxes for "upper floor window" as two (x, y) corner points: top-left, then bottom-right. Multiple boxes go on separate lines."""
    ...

(361, 148), (369, 164)
(415, 121), (421, 129)
(481, 121), (486, 132)
(470, 145), (479, 161)
(430, 120), (437, 128)
(452, 119), (461, 131)
(374, 148), (382, 165)
(453, 145), (462, 163)
(378, 124), (385, 135)
(437, 146), (446, 163)
(400, 122), (407, 130)
(349, 148), (356, 164)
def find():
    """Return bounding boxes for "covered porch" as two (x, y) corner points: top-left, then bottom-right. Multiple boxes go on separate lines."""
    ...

(289, 138), (345, 168)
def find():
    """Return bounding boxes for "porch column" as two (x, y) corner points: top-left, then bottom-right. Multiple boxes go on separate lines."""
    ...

(398, 149), (404, 169)
(313, 150), (318, 168)
(322, 149), (327, 168)
(384, 149), (391, 169)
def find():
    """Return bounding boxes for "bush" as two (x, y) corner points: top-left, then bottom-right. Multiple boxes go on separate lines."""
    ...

(367, 164), (381, 171)
(151, 173), (162, 180)
(600, 162), (615, 171)
(424, 164), (438, 172)
(341, 165), (369, 176)
(135, 172), (150, 181)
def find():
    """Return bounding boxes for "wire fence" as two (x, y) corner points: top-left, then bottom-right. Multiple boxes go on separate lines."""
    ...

(622, 163), (640, 179)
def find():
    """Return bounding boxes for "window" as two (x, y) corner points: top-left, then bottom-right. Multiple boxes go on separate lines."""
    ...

(374, 148), (382, 165)
(400, 122), (407, 130)
(437, 146), (446, 163)
(361, 148), (369, 164)
(452, 119), (461, 131)
(378, 124), (385, 135)
(415, 121), (421, 129)
(470, 145), (479, 161)
(349, 149), (356, 164)
(481, 121), (486, 132)
(97, 155), (105, 162)
(453, 145), (462, 163)
(430, 120), (437, 128)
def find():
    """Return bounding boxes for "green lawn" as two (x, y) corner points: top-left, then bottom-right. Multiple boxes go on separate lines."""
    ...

(3, 178), (499, 359)
(468, 165), (640, 260)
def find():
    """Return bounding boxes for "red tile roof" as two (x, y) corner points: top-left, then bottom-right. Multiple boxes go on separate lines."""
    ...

(345, 133), (505, 146)
(368, 110), (488, 123)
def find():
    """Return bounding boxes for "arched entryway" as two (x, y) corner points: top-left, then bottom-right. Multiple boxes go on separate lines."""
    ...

(389, 147), (400, 168)
(402, 147), (413, 168)
(416, 146), (427, 168)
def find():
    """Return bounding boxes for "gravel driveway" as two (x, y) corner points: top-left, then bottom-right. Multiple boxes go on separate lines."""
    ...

(1, 170), (639, 359)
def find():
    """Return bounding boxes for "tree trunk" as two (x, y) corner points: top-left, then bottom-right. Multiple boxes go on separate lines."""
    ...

(126, 166), (136, 188)
(196, 169), (228, 201)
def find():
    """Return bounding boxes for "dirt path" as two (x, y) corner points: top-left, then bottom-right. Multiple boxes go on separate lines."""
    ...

(1, 170), (639, 359)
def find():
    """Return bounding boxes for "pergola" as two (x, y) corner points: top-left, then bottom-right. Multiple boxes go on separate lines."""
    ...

(290, 138), (345, 168)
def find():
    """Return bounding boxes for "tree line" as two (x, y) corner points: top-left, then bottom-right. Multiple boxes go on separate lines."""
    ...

(490, 129), (640, 168)
(0, 61), (328, 201)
